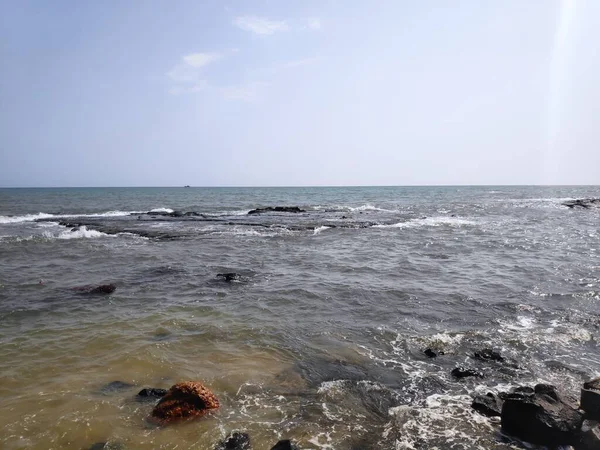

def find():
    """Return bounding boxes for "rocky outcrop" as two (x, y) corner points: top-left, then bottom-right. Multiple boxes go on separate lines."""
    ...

(215, 432), (251, 450)
(424, 348), (443, 358)
(472, 392), (503, 417)
(248, 207), (305, 215)
(581, 377), (600, 420)
(137, 388), (167, 399)
(563, 198), (600, 209)
(451, 367), (483, 379)
(150, 381), (219, 425)
(500, 383), (583, 446)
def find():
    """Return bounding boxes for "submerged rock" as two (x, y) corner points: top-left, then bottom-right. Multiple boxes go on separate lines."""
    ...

(581, 377), (600, 420)
(217, 273), (243, 282)
(500, 383), (583, 446)
(451, 367), (483, 379)
(248, 206), (305, 215)
(472, 392), (503, 417)
(473, 348), (504, 362)
(150, 381), (219, 425)
(270, 440), (300, 450)
(87, 442), (127, 450)
(137, 388), (167, 399)
(424, 348), (444, 358)
(99, 380), (135, 395)
(215, 432), (251, 450)
(73, 284), (117, 295)
(563, 198), (600, 209)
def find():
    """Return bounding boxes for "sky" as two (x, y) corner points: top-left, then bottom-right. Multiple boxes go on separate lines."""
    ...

(1, 0), (599, 187)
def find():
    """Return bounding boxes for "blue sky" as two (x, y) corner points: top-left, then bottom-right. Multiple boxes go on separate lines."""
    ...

(1, 0), (599, 187)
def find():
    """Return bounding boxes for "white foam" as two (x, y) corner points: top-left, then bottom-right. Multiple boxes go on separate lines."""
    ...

(0, 213), (55, 224)
(148, 207), (174, 214)
(45, 226), (111, 240)
(313, 226), (331, 235)
(374, 216), (477, 229)
(313, 204), (398, 213)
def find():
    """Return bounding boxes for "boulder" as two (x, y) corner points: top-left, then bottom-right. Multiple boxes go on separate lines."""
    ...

(248, 207), (305, 215)
(473, 348), (504, 362)
(137, 388), (167, 399)
(215, 432), (251, 450)
(578, 420), (600, 450)
(581, 377), (600, 420)
(151, 381), (219, 425)
(270, 440), (300, 450)
(451, 367), (483, 379)
(500, 383), (583, 446)
(472, 392), (503, 417)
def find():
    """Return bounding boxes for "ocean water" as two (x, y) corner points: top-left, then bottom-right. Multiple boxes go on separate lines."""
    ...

(0, 186), (599, 449)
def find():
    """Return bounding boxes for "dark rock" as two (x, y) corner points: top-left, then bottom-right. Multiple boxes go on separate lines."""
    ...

(579, 420), (600, 450)
(472, 392), (503, 417)
(217, 273), (243, 282)
(150, 381), (219, 425)
(137, 388), (168, 399)
(215, 432), (251, 450)
(248, 206), (305, 215)
(451, 367), (483, 379)
(500, 383), (584, 446)
(474, 348), (504, 362)
(563, 198), (600, 209)
(424, 348), (444, 358)
(73, 284), (116, 295)
(270, 440), (300, 450)
(100, 380), (135, 395)
(581, 377), (600, 419)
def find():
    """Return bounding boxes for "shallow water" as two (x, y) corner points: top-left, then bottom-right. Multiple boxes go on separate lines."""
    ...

(1, 186), (599, 449)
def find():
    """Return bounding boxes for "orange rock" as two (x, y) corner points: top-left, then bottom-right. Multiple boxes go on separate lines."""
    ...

(150, 381), (219, 425)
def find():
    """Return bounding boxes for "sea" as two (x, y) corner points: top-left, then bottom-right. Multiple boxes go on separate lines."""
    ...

(0, 186), (599, 450)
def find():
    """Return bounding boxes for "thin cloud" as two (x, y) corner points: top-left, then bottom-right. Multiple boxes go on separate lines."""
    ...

(167, 52), (223, 94)
(233, 16), (290, 35)
(221, 82), (268, 102)
(306, 18), (322, 30)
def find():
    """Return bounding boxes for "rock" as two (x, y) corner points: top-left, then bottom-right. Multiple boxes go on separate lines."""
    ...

(563, 198), (600, 209)
(424, 348), (444, 358)
(74, 284), (116, 295)
(474, 348), (504, 362)
(137, 388), (167, 399)
(579, 420), (600, 450)
(451, 367), (483, 379)
(472, 392), (503, 417)
(215, 432), (251, 450)
(581, 377), (600, 420)
(500, 383), (583, 446)
(150, 381), (219, 425)
(99, 380), (135, 395)
(217, 273), (242, 282)
(270, 440), (300, 450)
(248, 206), (305, 215)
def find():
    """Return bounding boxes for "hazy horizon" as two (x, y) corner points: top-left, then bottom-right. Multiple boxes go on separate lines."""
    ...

(2, 0), (599, 187)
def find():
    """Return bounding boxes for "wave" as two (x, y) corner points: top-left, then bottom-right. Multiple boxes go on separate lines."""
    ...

(373, 216), (477, 229)
(0, 208), (175, 224)
(313, 226), (332, 235)
(313, 204), (399, 213)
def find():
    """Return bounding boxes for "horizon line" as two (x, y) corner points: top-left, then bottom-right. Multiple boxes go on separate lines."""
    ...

(0, 184), (599, 189)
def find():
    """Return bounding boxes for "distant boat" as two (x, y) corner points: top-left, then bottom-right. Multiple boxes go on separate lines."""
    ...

(184, 185), (191, 188)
